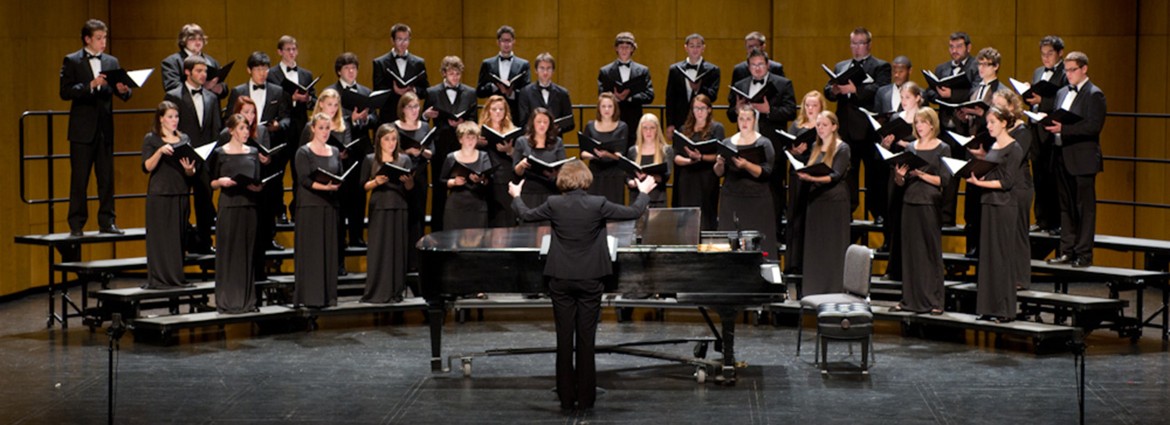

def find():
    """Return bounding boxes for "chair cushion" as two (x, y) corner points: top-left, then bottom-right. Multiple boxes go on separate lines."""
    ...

(816, 302), (873, 338)
(800, 293), (865, 309)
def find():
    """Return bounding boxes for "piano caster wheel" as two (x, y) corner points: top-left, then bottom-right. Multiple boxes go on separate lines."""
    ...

(461, 359), (472, 377)
(695, 366), (707, 384)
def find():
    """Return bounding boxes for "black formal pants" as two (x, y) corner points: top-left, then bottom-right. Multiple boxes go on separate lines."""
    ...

(548, 277), (603, 409)
(190, 161), (217, 250)
(68, 131), (116, 231)
(862, 149), (889, 222)
(1055, 153), (1097, 260)
(964, 184), (982, 253)
(1033, 143), (1061, 230)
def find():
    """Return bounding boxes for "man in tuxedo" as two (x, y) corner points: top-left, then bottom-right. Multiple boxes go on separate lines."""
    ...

(597, 32), (654, 144)
(373, 23), (429, 125)
(517, 53), (574, 135)
(160, 23), (225, 101)
(923, 32), (980, 132)
(165, 56), (222, 254)
(267, 35), (316, 222)
(476, 25), (530, 128)
(824, 27), (892, 219)
(728, 48), (796, 246)
(664, 33), (720, 134)
(1028, 36), (1069, 234)
(873, 56), (911, 116)
(730, 31), (786, 84)
(330, 52), (379, 247)
(59, 19), (132, 236)
(423, 56), (478, 231)
(872, 55), (911, 258)
(1044, 52), (1105, 268)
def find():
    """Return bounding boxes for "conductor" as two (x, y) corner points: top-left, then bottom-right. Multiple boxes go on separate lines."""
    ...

(508, 160), (657, 411)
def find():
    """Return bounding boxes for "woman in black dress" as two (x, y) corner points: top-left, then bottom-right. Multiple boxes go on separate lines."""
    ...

(478, 95), (520, 227)
(671, 94), (724, 229)
(715, 104), (777, 258)
(797, 111), (852, 296)
(361, 124), (414, 303)
(879, 82), (925, 280)
(294, 113), (343, 308)
(221, 97), (278, 279)
(393, 92), (432, 270)
(625, 113), (673, 207)
(580, 93), (628, 204)
(892, 107), (950, 314)
(784, 91), (827, 274)
(440, 122), (492, 229)
(142, 101), (196, 289)
(993, 89), (1036, 287)
(211, 114), (264, 314)
(966, 107), (1027, 322)
(512, 107), (567, 210)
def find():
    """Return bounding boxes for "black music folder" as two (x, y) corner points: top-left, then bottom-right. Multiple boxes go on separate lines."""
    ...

(934, 98), (989, 112)
(942, 156), (998, 179)
(677, 66), (713, 84)
(922, 70), (971, 90)
(233, 170), (283, 186)
(603, 76), (648, 94)
(616, 156), (667, 177)
(482, 126), (523, 147)
(247, 140), (286, 156)
(449, 160), (499, 180)
(101, 68), (153, 88)
(729, 84), (776, 104)
(207, 61), (235, 84)
(862, 108), (914, 141)
(525, 156), (576, 174)
(341, 88), (393, 111)
(311, 161), (360, 185)
(389, 69), (425, 87)
(944, 131), (995, 151)
(775, 129), (816, 148)
(875, 144), (928, 169)
(1023, 109), (1083, 127)
(783, 150), (833, 177)
(280, 75), (322, 95)
(170, 141), (215, 163)
(436, 107), (471, 122)
(376, 160), (419, 179)
(1009, 77), (1060, 98)
(554, 114), (574, 127)
(717, 140), (767, 165)
(399, 127), (437, 151)
(578, 133), (627, 155)
(672, 130), (720, 154)
(822, 63), (871, 86)
(490, 71), (527, 88)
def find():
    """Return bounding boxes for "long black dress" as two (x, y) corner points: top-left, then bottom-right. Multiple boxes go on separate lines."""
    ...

(485, 128), (520, 228)
(625, 145), (675, 208)
(361, 153), (412, 303)
(977, 141), (1026, 319)
(512, 135), (567, 212)
(717, 136), (778, 258)
(212, 147), (261, 314)
(883, 112), (918, 280)
(672, 122), (724, 230)
(294, 144), (341, 308)
(785, 124), (813, 274)
(1010, 124), (1037, 282)
(439, 150), (492, 229)
(142, 133), (192, 289)
(802, 142), (852, 296)
(582, 121), (629, 205)
(395, 121), (431, 271)
(899, 141), (951, 313)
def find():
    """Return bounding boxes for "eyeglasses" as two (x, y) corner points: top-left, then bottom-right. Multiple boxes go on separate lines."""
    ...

(977, 61), (995, 67)
(748, 62), (768, 69)
(1065, 66), (1082, 73)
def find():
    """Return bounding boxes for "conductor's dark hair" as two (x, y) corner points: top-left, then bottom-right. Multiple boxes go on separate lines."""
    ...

(391, 23), (412, 39)
(334, 52), (360, 74)
(81, 19), (107, 42)
(556, 160), (592, 192)
(182, 55), (208, 73)
(247, 51), (271, 69)
(1040, 35), (1065, 52)
(153, 101), (179, 136)
(497, 25), (515, 40)
(949, 32), (971, 45)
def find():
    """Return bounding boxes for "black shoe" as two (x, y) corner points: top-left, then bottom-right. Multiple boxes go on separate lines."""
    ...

(878, 242), (890, 253)
(69, 229), (84, 237)
(965, 248), (978, 258)
(189, 245), (216, 255)
(1071, 257), (1092, 268)
(99, 225), (125, 235)
(1047, 254), (1074, 265)
(1046, 227), (1062, 236)
(1028, 224), (1041, 232)
(277, 213), (290, 225)
(267, 240), (286, 251)
(874, 216), (885, 226)
(349, 238), (367, 248)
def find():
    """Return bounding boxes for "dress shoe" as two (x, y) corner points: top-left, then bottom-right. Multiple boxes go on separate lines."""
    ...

(1028, 224), (1041, 232)
(874, 216), (885, 226)
(99, 225), (125, 235)
(69, 229), (84, 237)
(877, 242), (890, 253)
(349, 238), (367, 248)
(1046, 227), (1062, 236)
(1072, 257), (1092, 268)
(267, 240), (286, 251)
(1047, 254), (1074, 265)
(189, 245), (216, 255)
(965, 248), (978, 258)
(277, 213), (291, 225)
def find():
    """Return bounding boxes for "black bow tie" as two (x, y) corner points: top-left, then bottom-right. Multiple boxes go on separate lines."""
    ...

(952, 61), (963, 68)
(190, 88), (203, 96)
(85, 53), (101, 60)
(252, 84), (266, 91)
(683, 63), (698, 70)
(445, 86), (457, 92)
(618, 62), (631, 69)
(1044, 67), (1056, 73)
(344, 84), (357, 91)
(751, 79), (765, 85)
(499, 55), (512, 61)
(393, 54), (407, 61)
(540, 85), (550, 92)
(1068, 85), (1079, 93)
(286, 66), (297, 73)
(852, 59), (864, 67)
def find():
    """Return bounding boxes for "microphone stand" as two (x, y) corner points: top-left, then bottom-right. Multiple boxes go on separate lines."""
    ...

(107, 313), (129, 425)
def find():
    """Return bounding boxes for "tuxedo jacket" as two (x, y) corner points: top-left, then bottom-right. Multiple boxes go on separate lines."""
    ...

(476, 55), (530, 126)
(664, 60), (721, 128)
(328, 81), (380, 145)
(160, 51), (225, 96)
(165, 85), (223, 147)
(597, 60), (654, 125)
(517, 83), (575, 134)
(225, 82), (291, 131)
(824, 56), (892, 141)
(513, 190), (651, 280)
(731, 59), (785, 85)
(873, 83), (903, 115)
(922, 57), (980, 105)
(1032, 62), (1069, 113)
(726, 74), (797, 144)
(59, 49), (132, 143)
(372, 51), (429, 124)
(267, 64), (317, 146)
(1054, 80), (1106, 176)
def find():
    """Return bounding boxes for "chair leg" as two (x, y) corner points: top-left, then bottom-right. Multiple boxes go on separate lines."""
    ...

(819, 334), (828, 372)
(861, 336), (870, 372)
(796, 306), (805, 356)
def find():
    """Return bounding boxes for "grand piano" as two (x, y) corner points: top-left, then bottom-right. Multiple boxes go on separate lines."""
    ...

(418, 212), (785, 382)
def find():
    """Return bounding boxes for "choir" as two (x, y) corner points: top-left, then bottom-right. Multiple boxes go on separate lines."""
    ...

(62, 20), (1107, 323)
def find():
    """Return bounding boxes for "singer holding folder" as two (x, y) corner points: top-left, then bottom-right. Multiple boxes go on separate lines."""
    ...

(580, 93), (629, 205)
(210, 114), (264, 314)
(891, 108), (950, 315)
(439, 122), (492, 229)
(671, 94), (724, 230)
(796, 111), (852, 296)
(361, 124), (414, 304)
(141, 102), (196, 289)
(714, 104), (777, 259)
(512, 108), (567, 211)
(509, 160), (657, 411)
(624, 114), (673, 207)
(294, 114), (343, 308)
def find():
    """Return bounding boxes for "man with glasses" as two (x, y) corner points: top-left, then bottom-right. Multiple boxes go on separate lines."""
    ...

(373, 23), (429, 125)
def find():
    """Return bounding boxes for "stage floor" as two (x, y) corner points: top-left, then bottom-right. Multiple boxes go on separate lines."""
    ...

(1, 280), (1168, 424)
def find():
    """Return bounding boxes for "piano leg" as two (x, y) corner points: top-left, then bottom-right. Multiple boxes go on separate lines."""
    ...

(428, 300), (446, 372)
(715, 306), (738, 383)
